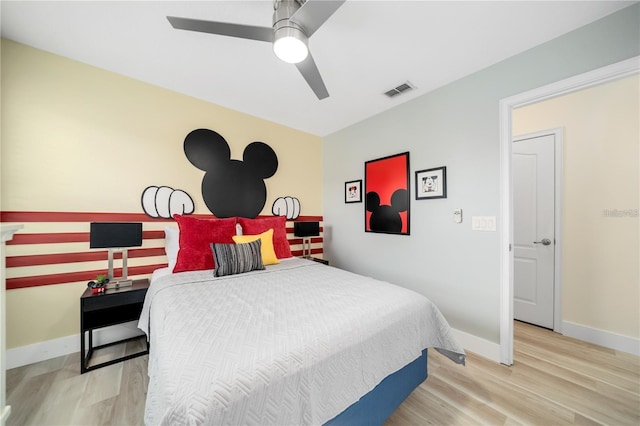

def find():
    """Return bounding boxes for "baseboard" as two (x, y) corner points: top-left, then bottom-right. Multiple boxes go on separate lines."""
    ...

(1, 406), (11, 424)
(6, 321), (144, 370)
(562, 321), (640, 356)
(451, 328), (501, 363)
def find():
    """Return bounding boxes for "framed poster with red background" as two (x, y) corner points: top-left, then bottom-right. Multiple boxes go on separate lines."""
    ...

(364, 152), (410, 235)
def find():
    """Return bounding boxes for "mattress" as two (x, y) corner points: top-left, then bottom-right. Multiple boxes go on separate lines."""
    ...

(139, 258), (465, 425)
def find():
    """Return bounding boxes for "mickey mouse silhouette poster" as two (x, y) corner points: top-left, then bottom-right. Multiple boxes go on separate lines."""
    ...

(365, 152), (410, 235)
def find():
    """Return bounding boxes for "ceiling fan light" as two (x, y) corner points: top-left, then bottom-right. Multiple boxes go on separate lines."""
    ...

(273, 26), (308, 64)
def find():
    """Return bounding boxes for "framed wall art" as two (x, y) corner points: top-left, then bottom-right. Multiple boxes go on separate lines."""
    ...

(415, 166), (447, 200)
(345, 180), (362, 203)
(364, 152), (410, 235)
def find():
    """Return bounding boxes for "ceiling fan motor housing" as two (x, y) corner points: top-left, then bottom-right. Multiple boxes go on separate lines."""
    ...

(272, 0), (309, 63)
(272, 0), (303, 25)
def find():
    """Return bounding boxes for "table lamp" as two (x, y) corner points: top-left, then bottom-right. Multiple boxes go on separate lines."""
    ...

(90, 222), (142, 289)
(293, 221), (319, 259)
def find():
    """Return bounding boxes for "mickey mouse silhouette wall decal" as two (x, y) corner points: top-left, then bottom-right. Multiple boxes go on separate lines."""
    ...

(183, 128), (278, 218)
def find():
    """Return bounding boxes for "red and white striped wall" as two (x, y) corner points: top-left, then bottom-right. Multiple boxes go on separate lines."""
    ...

(0, 211), (324, 290)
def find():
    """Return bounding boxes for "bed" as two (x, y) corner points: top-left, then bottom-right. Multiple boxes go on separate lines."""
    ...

(138, 256), (465, 425)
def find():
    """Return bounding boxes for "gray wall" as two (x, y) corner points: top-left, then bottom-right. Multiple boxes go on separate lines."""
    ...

(322, 4), (639, 344)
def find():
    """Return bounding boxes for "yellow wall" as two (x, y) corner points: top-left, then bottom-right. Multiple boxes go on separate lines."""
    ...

(1, 39), (322, 348)
(513, 74), (639, 339)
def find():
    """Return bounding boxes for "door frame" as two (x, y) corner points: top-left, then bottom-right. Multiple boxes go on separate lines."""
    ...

(498, 55), (639, 365)
(513, 128), (563, 332)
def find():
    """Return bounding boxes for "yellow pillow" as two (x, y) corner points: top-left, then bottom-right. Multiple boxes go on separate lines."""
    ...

(232, 228), (280, 265)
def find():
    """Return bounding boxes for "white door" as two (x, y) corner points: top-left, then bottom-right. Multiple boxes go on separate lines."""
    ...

(513, 133), (555, 329)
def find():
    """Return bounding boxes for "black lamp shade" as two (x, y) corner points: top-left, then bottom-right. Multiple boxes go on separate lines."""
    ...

(294, 221), (319, 238)
(90, 222), (143, 248)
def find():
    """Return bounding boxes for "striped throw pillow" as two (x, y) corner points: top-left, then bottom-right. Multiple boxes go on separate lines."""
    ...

(210, 240), (265, 277)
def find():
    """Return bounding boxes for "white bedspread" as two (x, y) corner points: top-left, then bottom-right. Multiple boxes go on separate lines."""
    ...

(139, 258), (465, 426)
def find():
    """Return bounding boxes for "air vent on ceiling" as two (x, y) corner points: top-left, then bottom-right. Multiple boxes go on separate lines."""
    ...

(384, 81), (415, 98)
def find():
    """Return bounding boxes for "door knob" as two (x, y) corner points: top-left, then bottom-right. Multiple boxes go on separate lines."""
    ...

(534, 238), (552, 246)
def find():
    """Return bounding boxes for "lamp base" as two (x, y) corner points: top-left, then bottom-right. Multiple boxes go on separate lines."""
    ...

(105, 279), (133, 290)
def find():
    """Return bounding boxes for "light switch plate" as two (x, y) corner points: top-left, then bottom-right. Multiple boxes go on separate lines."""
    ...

(472, 216), (497, 231)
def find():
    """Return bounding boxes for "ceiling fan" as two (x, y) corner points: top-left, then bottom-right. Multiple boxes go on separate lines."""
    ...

(167, 0), (345, 100)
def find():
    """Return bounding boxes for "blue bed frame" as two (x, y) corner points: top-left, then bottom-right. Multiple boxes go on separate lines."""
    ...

(325, 349), (428, 426)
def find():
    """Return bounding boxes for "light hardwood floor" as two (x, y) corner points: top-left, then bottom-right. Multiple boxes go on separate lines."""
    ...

(6, 322), (639, 425)
(385, 321), (640, 425)
(6, 338), (148, 426)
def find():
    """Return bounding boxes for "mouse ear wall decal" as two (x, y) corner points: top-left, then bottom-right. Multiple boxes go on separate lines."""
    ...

(244, 142), (278, 179)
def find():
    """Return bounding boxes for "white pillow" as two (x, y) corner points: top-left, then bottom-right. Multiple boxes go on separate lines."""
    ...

(164, 226), (179, 272)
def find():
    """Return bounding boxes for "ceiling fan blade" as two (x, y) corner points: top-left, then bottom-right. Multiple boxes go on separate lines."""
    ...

(167, 16), (274, 43)
(295, 53), (329, 100)
(290, 0), (345, 37)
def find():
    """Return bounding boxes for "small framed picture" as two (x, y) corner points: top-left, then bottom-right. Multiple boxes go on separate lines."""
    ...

(345, 180), (362, 203)
(415, 166), (447, 200)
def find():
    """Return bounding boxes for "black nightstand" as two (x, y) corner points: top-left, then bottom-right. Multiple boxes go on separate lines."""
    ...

(80, 278), (150, 373)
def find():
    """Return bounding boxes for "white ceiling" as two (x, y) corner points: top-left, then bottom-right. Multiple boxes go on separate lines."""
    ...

(1, 1), (633, 136)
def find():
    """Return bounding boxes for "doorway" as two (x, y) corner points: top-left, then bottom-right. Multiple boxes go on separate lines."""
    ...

(498, 56), (639, 365)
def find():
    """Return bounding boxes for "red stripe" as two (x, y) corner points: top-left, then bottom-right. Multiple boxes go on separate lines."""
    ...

(142, 230), (166, 240)
(0, 211), (170, 222)
(6, 248), (167, 268)
(8, 233), (87, 245)
(1, 211), (324, 223)
(6, 264), (166, 289)
(288, 237), (324, 245)
(292, 216), (323, 222)
(290, 248), (324, 257)
(7, 230), (166, 245)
